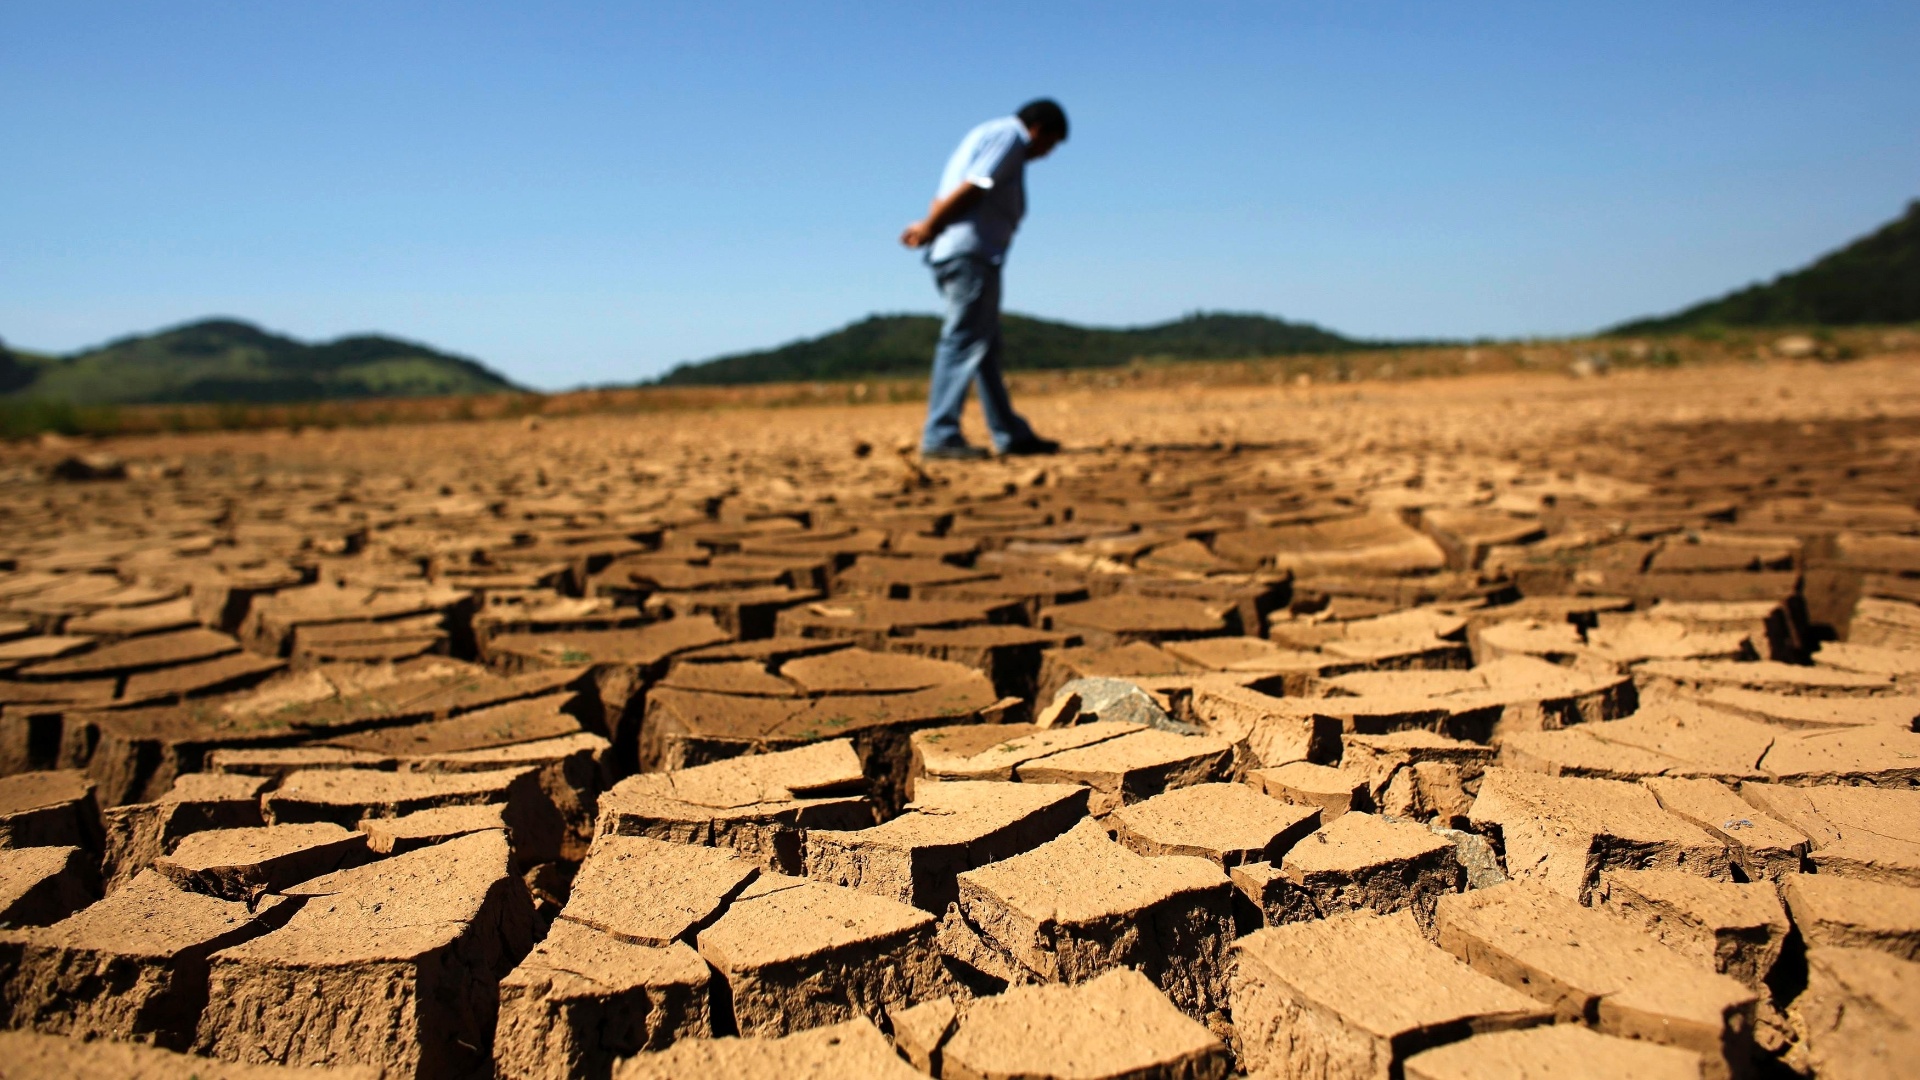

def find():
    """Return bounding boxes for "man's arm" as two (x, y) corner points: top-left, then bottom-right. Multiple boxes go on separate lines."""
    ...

(900, 182), (986, 248)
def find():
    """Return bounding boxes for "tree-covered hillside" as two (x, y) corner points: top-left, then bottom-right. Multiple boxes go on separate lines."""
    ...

(655, 311), (1366, 386)
(2, 319), (521, 405)
(1612, 200), (1919, 333)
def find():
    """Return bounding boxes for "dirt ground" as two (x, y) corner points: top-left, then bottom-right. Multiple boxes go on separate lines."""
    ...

(25, 352), (1920, 491)
(0, 355), (1917, 1079)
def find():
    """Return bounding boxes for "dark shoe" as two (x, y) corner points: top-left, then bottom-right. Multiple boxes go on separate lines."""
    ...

(999, 436), (1061, 456)
(921, 444), (991, 461)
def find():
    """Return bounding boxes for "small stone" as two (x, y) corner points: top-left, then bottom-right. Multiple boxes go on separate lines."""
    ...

(1050, 677), (1196, 733)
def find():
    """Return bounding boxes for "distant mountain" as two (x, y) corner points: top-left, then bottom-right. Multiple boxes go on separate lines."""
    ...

(655, 311), (1366, 386)
(0, 339), (41, 395)
(2, 319), (522, 405)
(1612, 200), (1920, 334)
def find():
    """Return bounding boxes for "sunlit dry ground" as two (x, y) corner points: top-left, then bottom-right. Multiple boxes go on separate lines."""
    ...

(12, 353), (1915, 501)
(1, 352), (1919, 1078)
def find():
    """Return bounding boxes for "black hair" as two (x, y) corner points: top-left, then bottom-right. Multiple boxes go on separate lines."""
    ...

(1016, 98), (1069, 141)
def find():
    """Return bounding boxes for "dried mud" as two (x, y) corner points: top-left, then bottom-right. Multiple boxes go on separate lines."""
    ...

(0, 357), (1916, 1077)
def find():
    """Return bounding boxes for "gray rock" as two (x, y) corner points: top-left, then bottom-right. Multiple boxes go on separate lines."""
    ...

(1050, 678), (1200, 735)
(1431, 825), (1506, 890)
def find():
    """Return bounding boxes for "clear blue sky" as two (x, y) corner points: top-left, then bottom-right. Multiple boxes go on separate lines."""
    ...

(3, 2), (1915, 389)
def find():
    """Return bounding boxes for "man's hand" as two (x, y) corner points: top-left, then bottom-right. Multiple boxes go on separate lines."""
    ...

(899, 181), (986, 250)
(900, 220), (937, 248)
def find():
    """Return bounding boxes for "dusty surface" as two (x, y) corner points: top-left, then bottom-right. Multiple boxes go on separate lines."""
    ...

(194, 830), (533, 1076)
(154, 821), (368, 900)
(946, 818), (1234, 1020)
(1110, 780), (1321, 868)
(935, 968), (1229, 1080)
(696, 872), (950, 1037)
(1594, 868), (1790, 988)
(0, 357), (1916, 1074)
(613, 1016), (927, 1079)
(496, 921), (710, 1080)
(1403, 1023), (1705, 1080)
(0, 1027), (376, 1078)
(1234, 811), (1464, 929)
(1434, 883), (1758, 1077)
(1788, 946), (1920, 1078)
(0, 869), (283, 1048)
(560, 833), (758, 946)
(803, 779), (1088, 910)
(1232, 910), (1549, 1079)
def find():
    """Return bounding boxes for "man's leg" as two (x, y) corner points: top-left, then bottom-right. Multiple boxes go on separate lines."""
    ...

(971, 314), (1037, 451)
(921, 257), (995, 451)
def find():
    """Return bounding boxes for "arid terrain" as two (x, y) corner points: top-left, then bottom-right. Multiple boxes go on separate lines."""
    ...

(0, 354), (1917, 1079)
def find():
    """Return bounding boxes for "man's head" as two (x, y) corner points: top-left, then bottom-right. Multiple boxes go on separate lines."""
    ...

(1017, 98), (1068, 160)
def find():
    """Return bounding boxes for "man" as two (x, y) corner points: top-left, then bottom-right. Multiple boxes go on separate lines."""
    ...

(900, 99), (1068, 460)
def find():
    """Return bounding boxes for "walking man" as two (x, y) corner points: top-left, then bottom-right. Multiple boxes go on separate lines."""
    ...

(901, 99), (1068, 459)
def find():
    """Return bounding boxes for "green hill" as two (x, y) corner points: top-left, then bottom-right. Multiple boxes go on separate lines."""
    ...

(3, 319), (522, 405)
(0, 339), (44, 396)
(655, 311), (1366, 386)
(1613, 199), (1920, 334)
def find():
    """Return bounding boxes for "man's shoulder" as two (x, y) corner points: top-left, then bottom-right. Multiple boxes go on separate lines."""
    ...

(961, 115), (1025, 146)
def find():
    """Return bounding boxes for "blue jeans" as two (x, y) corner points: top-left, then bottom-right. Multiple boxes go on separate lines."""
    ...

(921, 256), (1036, 451)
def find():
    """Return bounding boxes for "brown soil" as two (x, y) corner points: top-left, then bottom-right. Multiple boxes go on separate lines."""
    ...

(0, 355), (1916, 1074)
